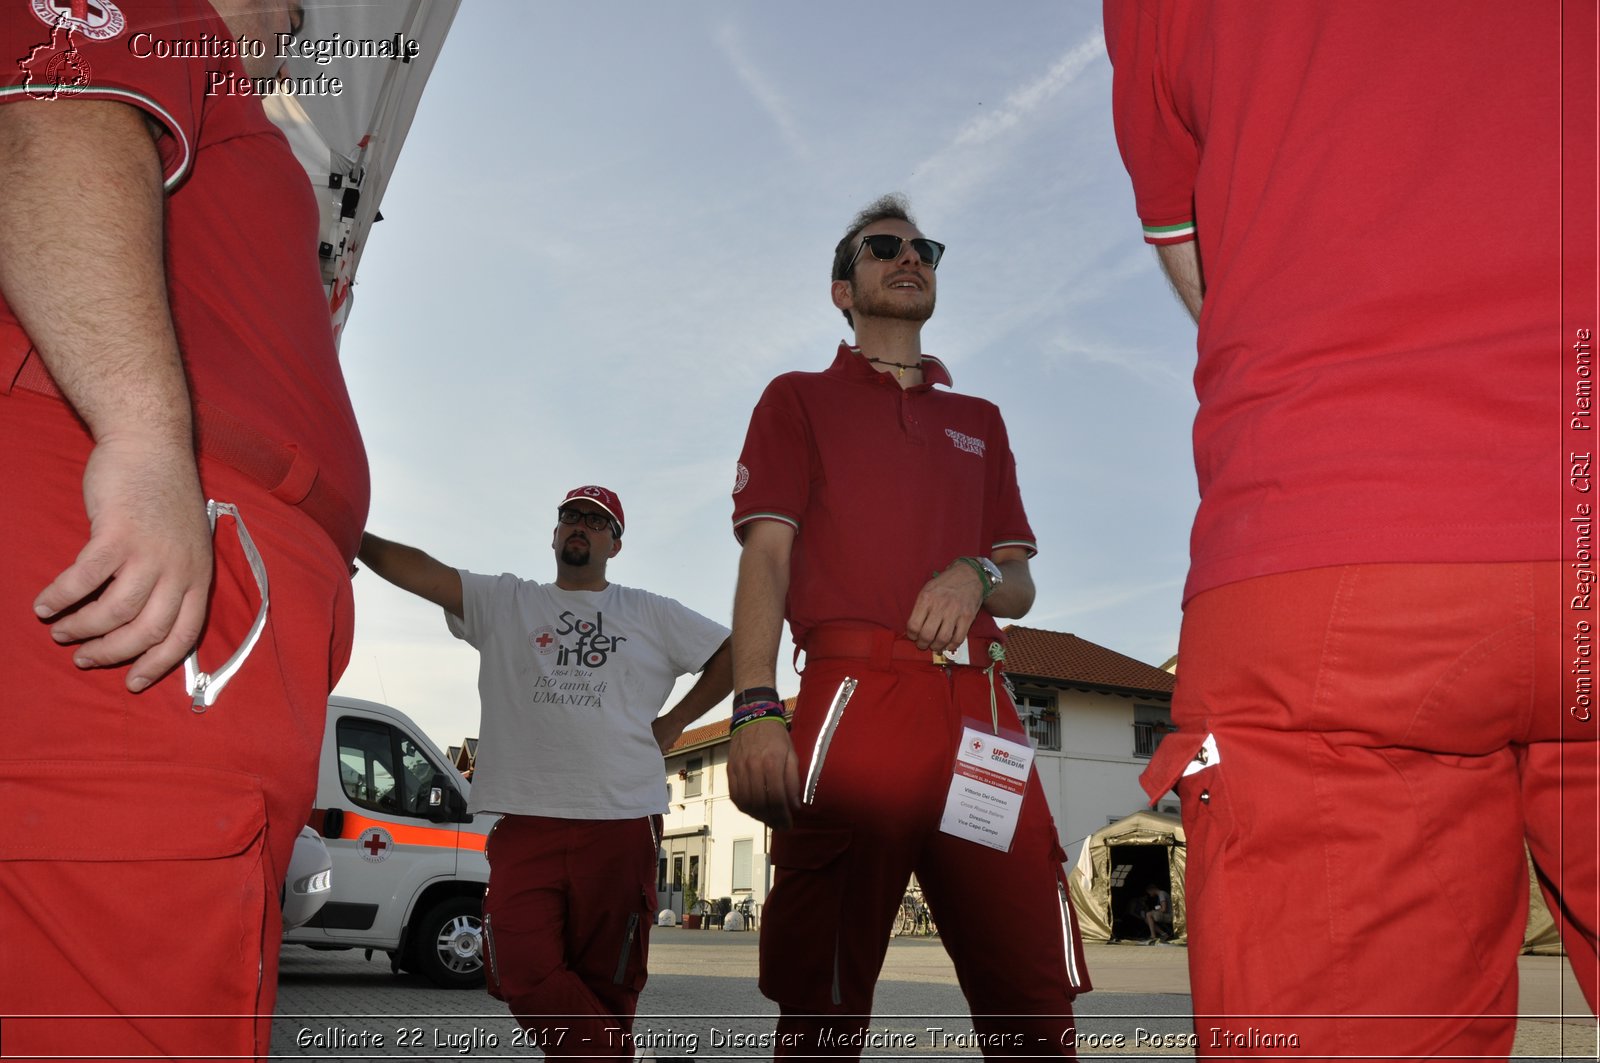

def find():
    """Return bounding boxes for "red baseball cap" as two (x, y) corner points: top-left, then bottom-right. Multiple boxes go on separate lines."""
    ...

(559, 485), (625, 535)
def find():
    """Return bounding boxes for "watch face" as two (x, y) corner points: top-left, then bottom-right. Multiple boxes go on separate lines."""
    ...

(979, 558), (1003, 584)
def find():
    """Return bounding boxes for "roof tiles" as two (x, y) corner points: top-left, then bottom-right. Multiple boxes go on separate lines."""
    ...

(1000, 625), (1175, 696)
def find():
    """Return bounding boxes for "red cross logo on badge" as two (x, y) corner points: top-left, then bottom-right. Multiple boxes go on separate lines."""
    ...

(359, 826), (394, 863)
(969, 738), (984, 753)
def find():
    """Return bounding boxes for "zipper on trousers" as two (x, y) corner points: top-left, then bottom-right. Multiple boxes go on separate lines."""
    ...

(802, 677), (857, 806)
(613, 912), (640, 985)
(1056, 877), (1084, 990)
(483, 913), (502, 990)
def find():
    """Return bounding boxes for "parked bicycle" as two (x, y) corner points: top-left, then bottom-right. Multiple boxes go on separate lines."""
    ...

(894, 886), (937, 937)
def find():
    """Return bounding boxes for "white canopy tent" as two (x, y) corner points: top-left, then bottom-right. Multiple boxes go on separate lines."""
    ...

(261, 0), (459, 346)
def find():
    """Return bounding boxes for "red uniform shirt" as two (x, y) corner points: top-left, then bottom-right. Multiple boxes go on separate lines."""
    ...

(1105, 0), (1564, 601)
(733, 342), (1035, 647)
(0, 0), (368, 561)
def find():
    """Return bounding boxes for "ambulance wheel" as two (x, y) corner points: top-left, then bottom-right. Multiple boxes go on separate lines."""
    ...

(410, 895), (485, 989)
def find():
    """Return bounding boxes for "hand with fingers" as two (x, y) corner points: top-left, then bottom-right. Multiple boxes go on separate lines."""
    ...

(728, 719), (801, 829)
(34, 436), (212, 693)
(904, 560), (985, 653)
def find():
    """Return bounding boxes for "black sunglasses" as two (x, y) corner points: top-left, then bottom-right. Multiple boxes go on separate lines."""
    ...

(839, 234), (946, 279)
(558, 508), (616, 533)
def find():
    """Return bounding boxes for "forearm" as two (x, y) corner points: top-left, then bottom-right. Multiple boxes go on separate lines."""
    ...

(0, 101), (213, 689)
(0, 102), (190, 451)
(357, 532), (463, 615)
(983, 556), (1036, 619)
(662, 639), (734, 726)
(1156, 240), (1204, 323)
(731, 528), (793, 692)
(727, 529), (801, 826)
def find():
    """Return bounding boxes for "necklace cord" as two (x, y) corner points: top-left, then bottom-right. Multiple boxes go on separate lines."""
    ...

(863, 355), (918, 379)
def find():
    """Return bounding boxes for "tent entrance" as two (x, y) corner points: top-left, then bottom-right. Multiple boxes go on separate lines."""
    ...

(1108, 842), (1171, 941)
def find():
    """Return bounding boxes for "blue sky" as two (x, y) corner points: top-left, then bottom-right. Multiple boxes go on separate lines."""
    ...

(331, 1), (1201, 750)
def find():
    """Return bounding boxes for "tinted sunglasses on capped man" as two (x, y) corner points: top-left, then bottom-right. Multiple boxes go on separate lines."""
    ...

(558, 508), (617, 533)
(839, 235), (947, 279)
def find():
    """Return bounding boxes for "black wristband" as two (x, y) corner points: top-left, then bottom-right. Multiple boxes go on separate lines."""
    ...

(733, 686), (782, 709)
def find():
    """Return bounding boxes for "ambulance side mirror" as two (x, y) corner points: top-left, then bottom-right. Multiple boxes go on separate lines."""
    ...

(425, 774), (471, 823)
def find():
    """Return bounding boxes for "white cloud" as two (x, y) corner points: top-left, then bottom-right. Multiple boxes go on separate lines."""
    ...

(944, 32), (1106, 153)
(911, 31), (1107, 214)
(712, 21), (811, 161)
(1046, 335), (1193, 392)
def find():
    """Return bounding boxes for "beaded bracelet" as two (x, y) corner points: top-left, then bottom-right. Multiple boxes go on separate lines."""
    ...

(730, 700), (788, 734)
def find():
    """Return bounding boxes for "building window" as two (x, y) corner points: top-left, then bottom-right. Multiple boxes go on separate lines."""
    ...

(683, 756), (704, 798)
(1015, 691), (1060, 752)
(731, 838), (753, 892)
(1133, 705), (1173, 759)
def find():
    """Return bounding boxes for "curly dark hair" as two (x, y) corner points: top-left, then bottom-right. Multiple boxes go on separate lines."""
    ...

(830, 193), (917, 327)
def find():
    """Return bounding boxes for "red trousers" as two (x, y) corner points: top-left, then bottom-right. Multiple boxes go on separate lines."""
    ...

(1144, 563), (1598, 1060)
(482, 814), (659, 1060)
(760, 630), (1091, 1059)
(0, 390), (354, 1061)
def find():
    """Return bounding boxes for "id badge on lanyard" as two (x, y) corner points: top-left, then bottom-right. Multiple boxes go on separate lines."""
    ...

(938, 717), (1034, 852)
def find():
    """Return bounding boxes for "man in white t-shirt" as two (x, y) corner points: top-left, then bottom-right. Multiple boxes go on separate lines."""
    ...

(358, 485), (732, 1058)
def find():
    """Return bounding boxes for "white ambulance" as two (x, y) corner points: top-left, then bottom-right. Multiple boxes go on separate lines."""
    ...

(282, 696), (494, 988)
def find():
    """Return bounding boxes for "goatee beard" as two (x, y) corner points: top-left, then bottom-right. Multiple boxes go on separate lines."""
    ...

(560, 539), (591, 566)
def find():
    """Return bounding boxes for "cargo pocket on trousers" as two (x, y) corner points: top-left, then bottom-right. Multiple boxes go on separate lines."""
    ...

(610, 816), (660, 993)
(1048, 837), (1093, 995)
(1167, 734), (1234, 913)
(610, 882), (655, 993)
(0, 761), (271, 1057)
(760, 826), (854, 1008)
(1140, 728), (1211, 806)
(482, 913), (505, 1001)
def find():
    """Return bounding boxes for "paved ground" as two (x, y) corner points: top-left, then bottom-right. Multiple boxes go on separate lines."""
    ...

(274, 930), (1596, 1060)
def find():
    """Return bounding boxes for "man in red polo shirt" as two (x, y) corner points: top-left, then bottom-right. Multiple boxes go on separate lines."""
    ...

(728, 194), (1090, 1056)
(0, 1), (368, 1057)
(1105, 1), (1598, 1057)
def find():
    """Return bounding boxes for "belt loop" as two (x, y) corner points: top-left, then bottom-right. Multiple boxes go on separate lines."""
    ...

(269, 444), (318, 506)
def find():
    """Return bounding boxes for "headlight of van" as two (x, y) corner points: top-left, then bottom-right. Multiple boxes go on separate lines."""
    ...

(282, 826), (334, 930)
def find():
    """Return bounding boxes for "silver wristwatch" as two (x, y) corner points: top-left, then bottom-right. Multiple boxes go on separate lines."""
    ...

(975, 557), (1003, 594)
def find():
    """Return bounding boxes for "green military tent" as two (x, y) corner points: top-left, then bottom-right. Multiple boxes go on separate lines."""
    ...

(1069, 811), (1188, 944)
